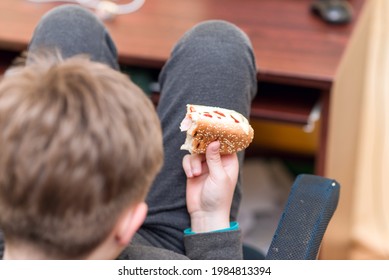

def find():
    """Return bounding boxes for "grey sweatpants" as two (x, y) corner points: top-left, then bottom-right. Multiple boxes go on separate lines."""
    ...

(29, 4), (258, 254)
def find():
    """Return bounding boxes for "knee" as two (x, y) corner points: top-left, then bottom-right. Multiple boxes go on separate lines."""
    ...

(38, 4), (99, 27)
(185, 20), (252, 47)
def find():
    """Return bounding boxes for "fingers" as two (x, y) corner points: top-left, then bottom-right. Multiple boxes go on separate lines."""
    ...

(205, 141), (224, 177)
(182, 153), (205, 178)
(183, 141), (237, 179)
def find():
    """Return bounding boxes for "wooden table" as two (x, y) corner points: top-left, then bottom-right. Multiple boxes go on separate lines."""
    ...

(0, 0), (365, 174)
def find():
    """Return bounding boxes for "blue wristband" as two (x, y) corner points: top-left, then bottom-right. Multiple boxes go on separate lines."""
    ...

(184, 221), (239, 235)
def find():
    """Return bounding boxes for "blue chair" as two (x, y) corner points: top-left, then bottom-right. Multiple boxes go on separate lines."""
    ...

(265, 174), (340, 260)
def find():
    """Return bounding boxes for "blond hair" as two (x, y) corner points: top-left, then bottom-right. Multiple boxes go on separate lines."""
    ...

(0, 53), (163, 258)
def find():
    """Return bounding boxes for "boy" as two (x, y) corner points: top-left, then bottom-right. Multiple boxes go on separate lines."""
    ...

(0, 4), (257, 259)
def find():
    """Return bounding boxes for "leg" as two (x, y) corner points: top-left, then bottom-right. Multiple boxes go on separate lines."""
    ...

(28, 4), (119, 69)
(137, 20), (258, 254)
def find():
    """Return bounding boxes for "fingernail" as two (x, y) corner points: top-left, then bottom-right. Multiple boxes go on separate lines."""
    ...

(192, 168), (200, 176)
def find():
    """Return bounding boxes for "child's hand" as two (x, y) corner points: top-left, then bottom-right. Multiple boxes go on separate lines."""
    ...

(182, 141), (239, 233)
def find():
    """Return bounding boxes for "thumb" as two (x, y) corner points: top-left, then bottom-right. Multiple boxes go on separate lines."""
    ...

(206, 141), (224, 176)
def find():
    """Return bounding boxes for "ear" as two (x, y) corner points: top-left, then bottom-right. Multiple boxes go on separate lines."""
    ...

(114, 202), (147, 246)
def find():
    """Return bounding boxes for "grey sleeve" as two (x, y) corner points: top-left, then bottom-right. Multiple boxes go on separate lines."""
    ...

(184, 230), (243, 260)
(117, 245), (189, 260)
(116, 233), (189, 260)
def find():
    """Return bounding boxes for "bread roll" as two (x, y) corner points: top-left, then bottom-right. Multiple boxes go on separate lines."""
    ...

(180, 104), (254, 154)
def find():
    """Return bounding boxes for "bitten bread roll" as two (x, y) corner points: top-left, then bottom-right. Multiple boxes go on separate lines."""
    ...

(180, 104), (254, 154)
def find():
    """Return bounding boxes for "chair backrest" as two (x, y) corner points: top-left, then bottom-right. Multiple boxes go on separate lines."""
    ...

(265, 174), (340, 260)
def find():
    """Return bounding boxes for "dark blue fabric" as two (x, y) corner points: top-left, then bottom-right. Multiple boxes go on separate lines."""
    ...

(243, 244), (265, 260)
(266, 174), (340, 260)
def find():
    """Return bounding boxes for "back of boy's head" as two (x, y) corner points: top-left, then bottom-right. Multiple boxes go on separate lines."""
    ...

(0, 53), (163, 258)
